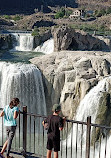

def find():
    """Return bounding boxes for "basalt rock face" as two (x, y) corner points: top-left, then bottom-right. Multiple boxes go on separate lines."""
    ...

(52, 26), (111, 51)
(0, 34), (13, 50)
(0, 19), (13, 26)
(33, 30), (52, 48)
(16, 14), (57, 30)
(30, 51), (111, 119)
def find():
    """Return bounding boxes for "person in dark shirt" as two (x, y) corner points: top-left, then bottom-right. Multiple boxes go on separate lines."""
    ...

(42, 104), (65, 158)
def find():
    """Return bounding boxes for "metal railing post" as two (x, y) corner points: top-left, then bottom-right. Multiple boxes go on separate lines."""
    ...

(23, 106), (27, 154)
(86, 116), (91, 158)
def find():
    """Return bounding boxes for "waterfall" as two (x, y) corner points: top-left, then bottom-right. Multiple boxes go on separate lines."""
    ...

(74, 77), (110, 145)
(75, 77), (110, 123)
(64, 76), (111, 158)
(0, 61), (46, 115)
(34, 38), (54, 54)
(11, 33), (54, 54)
(12, 33), (34, 51)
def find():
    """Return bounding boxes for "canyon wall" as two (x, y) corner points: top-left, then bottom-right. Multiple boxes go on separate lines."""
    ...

(30, 51), (111, 121)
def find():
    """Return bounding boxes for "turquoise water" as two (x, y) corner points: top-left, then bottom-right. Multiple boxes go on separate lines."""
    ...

(0, 50), (44, 63)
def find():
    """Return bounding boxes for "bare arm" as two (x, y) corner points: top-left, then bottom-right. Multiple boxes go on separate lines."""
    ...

(42, 121), (45, 127)
(0, 111), (4, 117)
(13, 111), (19, 119)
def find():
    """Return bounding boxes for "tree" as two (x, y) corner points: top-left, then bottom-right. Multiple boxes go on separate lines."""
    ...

(55, 7), (65, 19)
(4, 15), (11, 19)
(106, 7), (111, 14)
(32, 27), (39, 36)
(94, 9), (106, 17)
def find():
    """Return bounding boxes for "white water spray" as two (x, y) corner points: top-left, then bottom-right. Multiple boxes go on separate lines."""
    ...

(75, 77), (110, 123)
(12, 33), (34, 51)
(63, 77), (111, 158)
(34, 38), (54, 54)
(11, 33), (54, 54)
(0, 61), (46, 115)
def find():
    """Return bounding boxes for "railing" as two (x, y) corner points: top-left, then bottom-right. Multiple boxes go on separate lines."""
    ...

(0, 106), (111, 158)
(0, 30), (32, 34)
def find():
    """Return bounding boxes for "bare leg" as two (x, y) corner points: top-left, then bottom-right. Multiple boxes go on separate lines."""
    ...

(54, 151), (58, 158)
(47, 150), (52, 158)
(0, 140), (8, 154)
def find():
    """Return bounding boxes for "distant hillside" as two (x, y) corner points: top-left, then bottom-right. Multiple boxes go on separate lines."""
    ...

(0, 0), (77, 14)
(78, 0), (111, 10)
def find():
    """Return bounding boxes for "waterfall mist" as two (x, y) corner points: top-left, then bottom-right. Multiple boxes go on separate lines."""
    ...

(34, 38), (54, 54)
(12, 33), (34, 51)
(0, 61), (46, 115)
(63, 77), (111, 158)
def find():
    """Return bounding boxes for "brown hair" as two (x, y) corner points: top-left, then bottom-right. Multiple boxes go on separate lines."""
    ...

(9, 98), (20, 108)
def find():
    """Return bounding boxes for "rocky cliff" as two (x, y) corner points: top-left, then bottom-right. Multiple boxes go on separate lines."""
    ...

(52, 26), (111, 51)
(33, 30), (52, 48)
(30, 51), (111, 122)
(16, 13), (57, 30)
(0, 34), (13, 50)
(0, 0), (77, 14)
(78, 0), (111, 10)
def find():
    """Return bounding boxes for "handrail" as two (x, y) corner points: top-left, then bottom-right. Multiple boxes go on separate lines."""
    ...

(1, 106), (111, 158)
(91, 122), (111, 129)
(1, 107), (111, 129)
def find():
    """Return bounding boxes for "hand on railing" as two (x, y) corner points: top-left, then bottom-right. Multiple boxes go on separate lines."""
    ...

(0, 110), (4, 117)
(18, 110), (20, 114)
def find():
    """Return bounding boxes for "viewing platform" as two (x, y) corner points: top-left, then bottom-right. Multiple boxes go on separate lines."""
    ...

(0, 149), (44, 158)
(0, 106), (111, 158)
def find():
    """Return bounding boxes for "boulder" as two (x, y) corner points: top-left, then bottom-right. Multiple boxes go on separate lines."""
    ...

(52, 26), (110, 51)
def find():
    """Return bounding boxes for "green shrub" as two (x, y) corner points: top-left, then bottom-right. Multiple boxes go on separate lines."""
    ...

(94, 9), (106, 17)
(32, 27), (39, 36)
(65, 9), (73, 17)
(70, 23), (108, 34)
(106, 7), (111, 14)
(13, 15), (22, 21)
(55, 7), (65, 19)
(4, 15), (11, 19)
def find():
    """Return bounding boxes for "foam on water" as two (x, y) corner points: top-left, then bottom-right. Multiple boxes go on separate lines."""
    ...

(34, 38), (54, 54)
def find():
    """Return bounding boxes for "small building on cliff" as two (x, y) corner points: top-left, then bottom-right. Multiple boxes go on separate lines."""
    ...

(69, 9), (85, 20)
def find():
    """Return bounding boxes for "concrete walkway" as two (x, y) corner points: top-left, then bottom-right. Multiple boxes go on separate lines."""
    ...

(0, 147), (46, 158)
(1, 151), (45, 158)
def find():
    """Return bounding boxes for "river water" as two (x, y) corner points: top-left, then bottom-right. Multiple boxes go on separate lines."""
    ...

(0, 33), (54, 63)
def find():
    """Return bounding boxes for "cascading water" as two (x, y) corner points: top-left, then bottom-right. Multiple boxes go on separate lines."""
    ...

(0, 61), (46, 115)
(0, 33), (53, 62)
(63, 76), (111, 158)
(12, 33), (54, 54)
(34, 38), (54, 54)
(12, 33), (34, 51)
(0, 61), (47, 151)
(75, 77), (110, 124)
